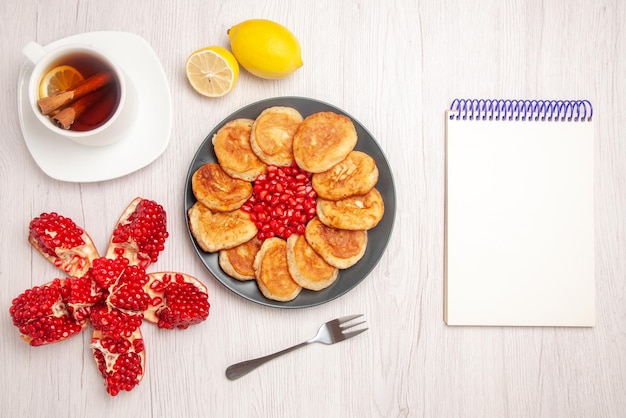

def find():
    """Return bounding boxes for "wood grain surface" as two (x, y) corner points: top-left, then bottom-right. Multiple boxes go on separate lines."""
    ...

(0, 0), (624, 417)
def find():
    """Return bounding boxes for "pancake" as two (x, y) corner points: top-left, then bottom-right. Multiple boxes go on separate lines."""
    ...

(250, 106), (303, 166)
(212, 118), (267, 181)
(218, 236), (262, 281)
(192, 163), (253, 212)
(292, 112), (358, 173)
(188, 202), (258, 253)
(286, 234), (338, 291)
(304, 217), (367, 269)
(312, 150), (379, 200)
(253, 237), (301, 302)
(316, 187), (384, 231)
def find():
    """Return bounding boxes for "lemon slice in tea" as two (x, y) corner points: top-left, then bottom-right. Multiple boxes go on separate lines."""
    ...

(39, 65), (85, 98)
(185, 46), (239, 97)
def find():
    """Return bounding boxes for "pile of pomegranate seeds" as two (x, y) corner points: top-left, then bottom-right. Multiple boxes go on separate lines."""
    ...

(242, 164), (317, 240)
(9, 198), (210, 396)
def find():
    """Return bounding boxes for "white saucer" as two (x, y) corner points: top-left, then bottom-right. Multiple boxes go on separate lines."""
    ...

(18, 31), (172, 182)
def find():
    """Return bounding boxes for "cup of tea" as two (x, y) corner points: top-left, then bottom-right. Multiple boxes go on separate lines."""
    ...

(23, 41), (131, 146)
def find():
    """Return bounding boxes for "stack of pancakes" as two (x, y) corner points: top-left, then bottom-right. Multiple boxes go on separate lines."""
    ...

(188, 106), (385, 302)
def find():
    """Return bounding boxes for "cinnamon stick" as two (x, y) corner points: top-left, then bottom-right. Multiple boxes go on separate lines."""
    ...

(51, 87), (109, 130)
(37, 72), (113, 115)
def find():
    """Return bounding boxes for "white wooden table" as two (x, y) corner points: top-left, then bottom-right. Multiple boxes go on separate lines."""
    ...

(1, 1), (624, 417)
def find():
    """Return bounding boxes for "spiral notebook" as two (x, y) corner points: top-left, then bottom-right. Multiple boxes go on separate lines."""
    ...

(444, 99), (595, 326)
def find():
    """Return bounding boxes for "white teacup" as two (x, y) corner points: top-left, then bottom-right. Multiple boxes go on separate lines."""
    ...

(23, 41), (130, 146)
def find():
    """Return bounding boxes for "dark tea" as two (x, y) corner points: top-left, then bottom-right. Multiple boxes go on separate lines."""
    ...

(37, 51), (122, 132)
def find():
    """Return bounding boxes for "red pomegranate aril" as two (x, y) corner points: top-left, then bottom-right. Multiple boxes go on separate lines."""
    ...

(149, 278), (165, 292)
(295, 186), (307, 197)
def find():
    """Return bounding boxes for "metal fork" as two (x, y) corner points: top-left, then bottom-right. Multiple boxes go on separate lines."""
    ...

(225, 314), (368, 380)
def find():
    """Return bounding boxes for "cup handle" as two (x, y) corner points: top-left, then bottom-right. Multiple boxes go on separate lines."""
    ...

(22, 41), (46, 64)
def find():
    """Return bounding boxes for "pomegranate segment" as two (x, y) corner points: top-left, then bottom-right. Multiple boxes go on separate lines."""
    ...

(241, 164), (317, 241)
(91, 328), (145, 396)
(145, 272), (210, 329)
(105, 198), (168, 269)
(9, 278), (87, 346)
(28, 212), (99, 277)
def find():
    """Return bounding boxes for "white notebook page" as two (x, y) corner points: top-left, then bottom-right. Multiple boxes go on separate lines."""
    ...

(444, 113), (595, 326)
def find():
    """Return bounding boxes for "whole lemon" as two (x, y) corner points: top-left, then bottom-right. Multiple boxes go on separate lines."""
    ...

(228, 19), (303, 79)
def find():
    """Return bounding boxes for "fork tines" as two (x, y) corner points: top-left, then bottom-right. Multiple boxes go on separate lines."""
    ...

(337, 314), (368, 338)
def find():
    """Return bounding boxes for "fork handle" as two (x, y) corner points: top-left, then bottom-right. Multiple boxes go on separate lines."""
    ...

(226, 341), (309, 380)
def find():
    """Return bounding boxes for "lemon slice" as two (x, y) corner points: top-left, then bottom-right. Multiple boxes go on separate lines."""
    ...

(38, 65), (85, 98)
(185, 46), (239, 97)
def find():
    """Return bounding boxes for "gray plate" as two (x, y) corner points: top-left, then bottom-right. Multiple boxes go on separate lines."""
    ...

(184, 96), (396, 308)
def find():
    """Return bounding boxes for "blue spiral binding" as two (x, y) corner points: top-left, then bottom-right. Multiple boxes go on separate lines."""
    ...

(449, 99), (593, 122)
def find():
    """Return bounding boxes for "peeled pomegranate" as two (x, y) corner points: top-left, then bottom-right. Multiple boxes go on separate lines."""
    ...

(10, 197), (210, 396)
(28, 212), (99, 277)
